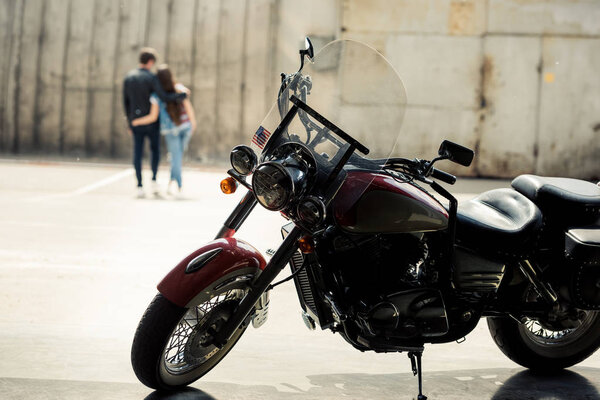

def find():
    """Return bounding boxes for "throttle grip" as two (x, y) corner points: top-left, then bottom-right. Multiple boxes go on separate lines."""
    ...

(431, 168), (456, 184)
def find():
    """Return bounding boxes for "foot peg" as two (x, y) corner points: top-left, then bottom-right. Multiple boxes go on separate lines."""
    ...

(408, 351), (427, 400)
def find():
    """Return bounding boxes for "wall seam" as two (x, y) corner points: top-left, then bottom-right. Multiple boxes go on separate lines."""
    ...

(12, 0), (26, 154)
(193, 0), (206, 158)
(190, 0), (199, 95)
(164, 0), (174, 63)
(472, 0), (490, 176)
(32, 0), (48, 151)
(239, 0), (250, 142)
(213, 0), (223, 153)
(1, 0), (17, 151)
(84, 0), (100, 155)
(58, 0), (73, 155)
(109, 0), (125, 158)
(265, 0), (280, 113)
(144, 0), (152, 45)
(533, 35), (544, 174)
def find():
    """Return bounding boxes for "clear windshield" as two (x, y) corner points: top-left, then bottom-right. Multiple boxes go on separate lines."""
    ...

(248, 39), (407, 207)
(251, 39), (406, 162)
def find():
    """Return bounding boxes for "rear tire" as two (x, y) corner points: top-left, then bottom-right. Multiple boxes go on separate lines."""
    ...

(131, 271), (255, 390)
(487, 311), (600, 372)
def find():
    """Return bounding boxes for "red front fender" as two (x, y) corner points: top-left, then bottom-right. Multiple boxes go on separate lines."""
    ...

(157, 238), (266, 307)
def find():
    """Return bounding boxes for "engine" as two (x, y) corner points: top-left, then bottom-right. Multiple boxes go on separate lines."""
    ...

(316, 230), (450, 343)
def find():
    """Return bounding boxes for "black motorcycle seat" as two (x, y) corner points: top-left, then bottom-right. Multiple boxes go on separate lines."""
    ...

(512, 175), (600, 224)
(457, 188), (542, 255)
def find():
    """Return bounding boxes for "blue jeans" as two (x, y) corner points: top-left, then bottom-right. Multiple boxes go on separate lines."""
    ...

(132, 122), (160, 187)
(164, 126), (192, 188)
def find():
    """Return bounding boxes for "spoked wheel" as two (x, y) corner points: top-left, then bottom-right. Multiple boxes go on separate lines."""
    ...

(488, 310), (600, 372)
(132, 271), (256, 390)
(521, 311), (597, 346)
(161, 289), (244, 377)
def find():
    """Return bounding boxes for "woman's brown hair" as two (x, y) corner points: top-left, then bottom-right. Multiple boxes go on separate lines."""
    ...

(156, 65), (182, 125)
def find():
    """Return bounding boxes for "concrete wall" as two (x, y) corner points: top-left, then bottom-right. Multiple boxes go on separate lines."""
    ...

(340, 0), (600, 178)
(0, 0), (598, 178)
(0, 0), (280, 163)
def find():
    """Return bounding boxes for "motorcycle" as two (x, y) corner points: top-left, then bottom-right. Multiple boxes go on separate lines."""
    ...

(131, 38), (600, 400)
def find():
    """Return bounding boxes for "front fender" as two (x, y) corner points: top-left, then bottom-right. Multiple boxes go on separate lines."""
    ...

(157, 238), (266, 307)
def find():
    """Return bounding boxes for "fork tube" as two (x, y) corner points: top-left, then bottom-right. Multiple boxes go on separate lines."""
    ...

(213, 225), (303, 347)
(215, 190), (257, 239)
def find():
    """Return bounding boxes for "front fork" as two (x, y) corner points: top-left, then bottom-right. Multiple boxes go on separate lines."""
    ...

(215, 190), (258, 239)
(212, 189), (302, 347)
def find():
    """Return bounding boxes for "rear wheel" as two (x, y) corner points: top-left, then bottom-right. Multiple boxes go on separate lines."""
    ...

(487, 310), (600, 371)
(131, 271), (255, 390)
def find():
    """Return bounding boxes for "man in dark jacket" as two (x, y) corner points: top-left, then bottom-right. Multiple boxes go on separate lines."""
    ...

(123, 48), (186, 198)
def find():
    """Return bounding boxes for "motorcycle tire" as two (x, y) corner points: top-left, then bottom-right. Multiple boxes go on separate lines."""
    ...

(487, 312), (600, 372)
(131, 270), (255, 390)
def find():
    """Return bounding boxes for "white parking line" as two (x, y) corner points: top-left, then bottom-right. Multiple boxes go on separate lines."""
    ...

(26, 168), (133, 202)
(70, 168), (134, 195)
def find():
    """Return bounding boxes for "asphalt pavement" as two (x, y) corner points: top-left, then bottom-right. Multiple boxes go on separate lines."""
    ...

(0, 158), (598, 400)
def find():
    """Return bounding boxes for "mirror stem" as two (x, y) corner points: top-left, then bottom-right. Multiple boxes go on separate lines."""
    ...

(424, 156), (447, 176)
(298, 50), (308, 72)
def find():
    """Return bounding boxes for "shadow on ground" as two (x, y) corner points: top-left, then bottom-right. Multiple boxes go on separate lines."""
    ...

(1, 368), (599, 400)
(144, 388), (216, 400)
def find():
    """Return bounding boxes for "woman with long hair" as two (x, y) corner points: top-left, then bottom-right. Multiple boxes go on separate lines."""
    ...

(131, 65), (197, 197)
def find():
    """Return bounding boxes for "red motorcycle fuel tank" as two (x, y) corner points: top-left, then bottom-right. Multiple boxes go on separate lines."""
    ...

(333, 171), (449, 234)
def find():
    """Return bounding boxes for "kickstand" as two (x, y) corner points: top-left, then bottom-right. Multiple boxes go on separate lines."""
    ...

(408, 351), (427, 400)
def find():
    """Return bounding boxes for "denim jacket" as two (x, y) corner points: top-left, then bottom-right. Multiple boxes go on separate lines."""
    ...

(150, 93), (178, 135)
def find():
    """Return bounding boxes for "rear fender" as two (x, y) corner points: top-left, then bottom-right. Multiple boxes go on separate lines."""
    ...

(157, 238), (266, 308)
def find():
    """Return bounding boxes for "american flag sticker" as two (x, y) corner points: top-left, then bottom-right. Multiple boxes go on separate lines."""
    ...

(252, 126), (272, 149)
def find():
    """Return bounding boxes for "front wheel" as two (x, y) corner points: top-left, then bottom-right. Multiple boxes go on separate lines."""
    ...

(487, 311), (600, 372)
(131, 271), (255, 390)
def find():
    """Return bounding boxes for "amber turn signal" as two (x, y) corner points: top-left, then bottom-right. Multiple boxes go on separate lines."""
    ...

(220, 177), (238, 194)
(298, 235), (315, 254)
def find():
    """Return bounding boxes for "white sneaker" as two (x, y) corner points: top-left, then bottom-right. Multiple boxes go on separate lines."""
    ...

(166, 180), (175, 196)
(175, 188), (185, 200)
(151, 180), (160, 196)
(136, 187), (145, 198)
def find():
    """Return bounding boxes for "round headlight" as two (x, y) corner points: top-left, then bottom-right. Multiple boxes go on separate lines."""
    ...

(252, 163), (293, 211)
(230, 145), (257, 175)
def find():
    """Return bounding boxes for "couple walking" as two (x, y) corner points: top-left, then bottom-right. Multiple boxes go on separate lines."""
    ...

(123, 48), (197, 198)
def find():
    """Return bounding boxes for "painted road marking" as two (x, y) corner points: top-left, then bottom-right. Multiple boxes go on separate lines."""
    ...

(70, 168), (134, 195)
(26, 168), (133, 202)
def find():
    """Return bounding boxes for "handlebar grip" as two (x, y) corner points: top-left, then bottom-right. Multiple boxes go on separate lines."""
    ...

(431, 168), (456, 185)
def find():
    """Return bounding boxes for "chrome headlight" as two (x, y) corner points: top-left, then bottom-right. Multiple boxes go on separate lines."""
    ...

(252, 143), (315, 211)
(230, 145), (257, 176)
(252, 162), (294, 211)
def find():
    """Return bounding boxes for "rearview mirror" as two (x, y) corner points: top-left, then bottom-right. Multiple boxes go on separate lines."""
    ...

(438, 140), (474, 167)
(298, 36), (314, 71)
(304, 37), (314, 59)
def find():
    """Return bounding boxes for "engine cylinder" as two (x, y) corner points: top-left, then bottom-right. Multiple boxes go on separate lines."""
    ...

(360, 289), (449, 339)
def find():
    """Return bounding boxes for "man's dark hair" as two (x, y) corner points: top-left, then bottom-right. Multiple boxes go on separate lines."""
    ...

(139, 47), (157, 65)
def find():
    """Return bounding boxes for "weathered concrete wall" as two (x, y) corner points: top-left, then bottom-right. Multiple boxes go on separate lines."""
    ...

(0, 0), (279, 164)
(340, 0), (600, 178)
(0, 0), (598, 178)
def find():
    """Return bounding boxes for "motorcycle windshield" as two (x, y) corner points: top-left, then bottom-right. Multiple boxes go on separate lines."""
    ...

(249, 39), (407, 205)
